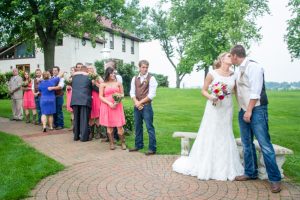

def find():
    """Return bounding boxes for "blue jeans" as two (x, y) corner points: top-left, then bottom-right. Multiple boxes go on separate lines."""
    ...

(34, 96), (41, 123)
(54, 95), (64, 127)
(239, 105), (281, 182)
(134, 104), (156, 152)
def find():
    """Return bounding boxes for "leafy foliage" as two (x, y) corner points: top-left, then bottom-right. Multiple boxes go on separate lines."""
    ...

(164, 0), (269, 78)
(285, 0), (300, 60)
(94, 60), (136, 96)
(0, 0), (147, 70)
(152, 73), (169, 87)
(150, 6), (192, 88)
(123, 106), (134, 134)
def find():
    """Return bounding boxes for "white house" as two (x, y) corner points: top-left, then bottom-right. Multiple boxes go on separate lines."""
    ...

(0, 18), (142, 73)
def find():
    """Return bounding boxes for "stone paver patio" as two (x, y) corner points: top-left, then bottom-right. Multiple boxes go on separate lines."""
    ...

(1, 117), (300, 200)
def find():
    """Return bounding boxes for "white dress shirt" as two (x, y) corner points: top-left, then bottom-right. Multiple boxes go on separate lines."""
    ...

(116, 74), (123, 84)
(239, 58), (264, 100)
(53, 76), (65, 88)
(130, 73), (158, 100)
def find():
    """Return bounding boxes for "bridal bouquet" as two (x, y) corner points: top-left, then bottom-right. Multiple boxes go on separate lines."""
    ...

(22, 81), (29, 87)
(209, 82), (230, 105)
(88, 73), (99, 81)
(112, 93), (124, 104)
(64, 79), (72, 86)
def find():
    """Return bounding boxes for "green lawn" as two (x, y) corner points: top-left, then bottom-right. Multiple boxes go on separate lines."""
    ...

(0, 132), (64, 200)
(0, 89), (299, 183)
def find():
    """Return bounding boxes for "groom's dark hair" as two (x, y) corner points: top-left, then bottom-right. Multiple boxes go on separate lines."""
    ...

(230, 45), (246, 58)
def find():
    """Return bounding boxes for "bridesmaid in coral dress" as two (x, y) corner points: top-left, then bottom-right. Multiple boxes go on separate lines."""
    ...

(66, 67), (75, 131)
(22, 71), (37, 123)
(99, 67), (126, 150)
(87, 65), (104, 140)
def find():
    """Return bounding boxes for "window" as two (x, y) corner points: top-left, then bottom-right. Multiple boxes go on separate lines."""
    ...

(16, 64), (30, 72)
(56, 38), (63, 46)
(0, 43), (35, 60)
(131, 40), (134, 54)
(122, 36), (126, 52)
(109, 33), (114, 49)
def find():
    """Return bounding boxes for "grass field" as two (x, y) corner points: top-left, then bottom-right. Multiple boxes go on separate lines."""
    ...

(0, 132), (64, 200)
(0, 89), (299, 183)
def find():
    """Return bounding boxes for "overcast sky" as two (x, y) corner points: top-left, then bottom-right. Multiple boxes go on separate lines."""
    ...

(139, 0), (300, 88)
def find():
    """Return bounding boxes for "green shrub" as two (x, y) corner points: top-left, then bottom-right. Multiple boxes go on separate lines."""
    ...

(0, 84), (9, 99)
(124, 106), (134, 134)
(152, 73), (169, 87)
(0, 73), (9, 99)
(94, 60), (135, 96)
(4, 71), (13, 82)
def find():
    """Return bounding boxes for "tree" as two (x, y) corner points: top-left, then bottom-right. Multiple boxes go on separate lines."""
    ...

(166, 0), (269, 78)
(150, 7), (193, 88)
(0, 0), (142, 71)
(285, 0), (300, 60)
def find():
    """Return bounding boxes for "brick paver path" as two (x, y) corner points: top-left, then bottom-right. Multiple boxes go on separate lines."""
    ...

(1, 117), (300, 200)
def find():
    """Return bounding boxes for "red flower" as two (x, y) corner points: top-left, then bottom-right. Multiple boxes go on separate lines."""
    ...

(218, 95), (224, 100)
(213, 89), (219, 94)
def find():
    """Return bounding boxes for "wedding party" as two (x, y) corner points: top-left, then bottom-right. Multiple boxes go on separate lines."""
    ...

(0, 0), (299, 199)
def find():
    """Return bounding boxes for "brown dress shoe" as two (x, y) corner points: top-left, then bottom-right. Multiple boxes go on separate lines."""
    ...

(145, 151), (156, 156)
(235, 175), (256, 181)
(129, 147), (140, 152)
(270, 182), (281, 193)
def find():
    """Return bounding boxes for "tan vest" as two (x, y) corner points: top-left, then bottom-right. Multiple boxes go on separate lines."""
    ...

(236, 60), (268, 111)
(135, 74), (152, 101)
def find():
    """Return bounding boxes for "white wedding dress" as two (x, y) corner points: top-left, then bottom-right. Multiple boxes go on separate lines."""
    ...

(172, 70), (243, 181)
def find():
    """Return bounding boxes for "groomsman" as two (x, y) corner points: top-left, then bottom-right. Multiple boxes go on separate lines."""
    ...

(8, 68), (23, 121)
(231, 45), (281, 193)
(52, 66), (65, 129)
(129, 60), (158, 155)
(71, 65), (92, 142)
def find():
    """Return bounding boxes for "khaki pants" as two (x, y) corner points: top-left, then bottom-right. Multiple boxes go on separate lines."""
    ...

(12, 99), (23, 120)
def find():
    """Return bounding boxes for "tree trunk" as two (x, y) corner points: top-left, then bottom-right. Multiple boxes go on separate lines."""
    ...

(42, 38), (56, 71)
(176, 72), (180, 88)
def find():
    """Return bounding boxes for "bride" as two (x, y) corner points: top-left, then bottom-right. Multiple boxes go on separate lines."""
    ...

(172, 52), (243, 181)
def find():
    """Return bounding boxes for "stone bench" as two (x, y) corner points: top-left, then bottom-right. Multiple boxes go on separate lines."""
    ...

(173, 131), (293, 180)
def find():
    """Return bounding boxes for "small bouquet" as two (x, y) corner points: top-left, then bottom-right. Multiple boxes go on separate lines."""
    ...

(22, 81), (29, 87)
(209, 82), (230, 106)
(64, 79), (72, 86)
(88, 73), (99, 81)
(112, 93), (124, 104)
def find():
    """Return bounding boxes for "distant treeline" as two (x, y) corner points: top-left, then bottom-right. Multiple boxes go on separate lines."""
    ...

(266, 81), (300, 90)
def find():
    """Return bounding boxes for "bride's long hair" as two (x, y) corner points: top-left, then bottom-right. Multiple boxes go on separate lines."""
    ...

(213, 52), (228, 69)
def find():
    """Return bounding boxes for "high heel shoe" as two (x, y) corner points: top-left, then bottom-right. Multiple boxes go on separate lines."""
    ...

(43, 127), (47, 132)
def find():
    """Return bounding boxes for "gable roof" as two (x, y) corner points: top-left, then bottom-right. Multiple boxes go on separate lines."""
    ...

(98, 17), (144, 42)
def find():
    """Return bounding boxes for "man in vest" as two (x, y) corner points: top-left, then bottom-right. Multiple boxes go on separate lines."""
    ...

(52, 66), (65, 130)
(8, 68), (23, 121)
(32, 68), (42, 125)
(231, 45), (281, 193)
(129, 60), (158, 155)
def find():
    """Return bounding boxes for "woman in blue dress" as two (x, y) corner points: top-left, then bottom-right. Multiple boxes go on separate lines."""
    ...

(39, 71), (60, 132)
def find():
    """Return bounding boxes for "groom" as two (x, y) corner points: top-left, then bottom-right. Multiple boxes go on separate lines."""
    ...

(230, 45), (281, 193)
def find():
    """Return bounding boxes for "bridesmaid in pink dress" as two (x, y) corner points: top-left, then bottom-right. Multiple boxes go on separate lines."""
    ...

(87, 65), (104, 140)
(22, 71), (37, 123)
(66, 67), (75, 131)
(99, 67), (126, 150)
